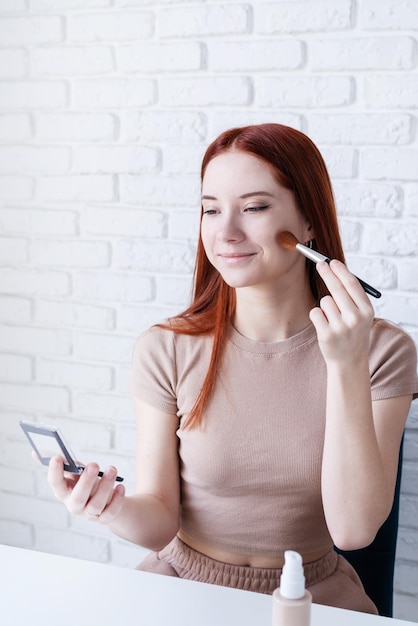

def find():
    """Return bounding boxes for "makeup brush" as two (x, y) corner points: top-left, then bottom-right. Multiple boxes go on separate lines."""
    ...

(277, 231), (381, 299)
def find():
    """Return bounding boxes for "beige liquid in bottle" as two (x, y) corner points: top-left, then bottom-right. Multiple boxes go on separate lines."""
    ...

(272, 551), (312, 626)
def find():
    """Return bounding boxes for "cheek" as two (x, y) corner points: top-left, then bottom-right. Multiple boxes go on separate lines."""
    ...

(200, 226), (208, 249)
(264, 227), (283, 252)
(200, 226), (214, 262)
(200, 218), (216, 245)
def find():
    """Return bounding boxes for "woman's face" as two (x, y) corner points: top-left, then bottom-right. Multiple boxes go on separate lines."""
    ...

(200, 150), (312, 291)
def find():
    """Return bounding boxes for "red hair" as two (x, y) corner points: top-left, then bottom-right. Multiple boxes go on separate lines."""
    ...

(159, 124), (345, 428)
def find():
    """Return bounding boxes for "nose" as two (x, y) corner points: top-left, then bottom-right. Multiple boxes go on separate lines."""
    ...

(216, 213), (245, 243)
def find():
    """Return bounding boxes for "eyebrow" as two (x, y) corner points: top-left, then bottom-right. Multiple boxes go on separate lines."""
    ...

(201, 191), (275, 201)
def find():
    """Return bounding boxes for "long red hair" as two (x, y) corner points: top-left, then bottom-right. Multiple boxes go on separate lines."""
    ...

(159, 124), (345, 428)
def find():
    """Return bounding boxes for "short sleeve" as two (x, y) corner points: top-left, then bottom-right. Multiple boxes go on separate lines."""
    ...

(129, 325), (179, 414)
(369, 319), (418, 401)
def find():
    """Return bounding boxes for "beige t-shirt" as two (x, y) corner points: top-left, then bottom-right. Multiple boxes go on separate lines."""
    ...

(131, 318), (418, 558)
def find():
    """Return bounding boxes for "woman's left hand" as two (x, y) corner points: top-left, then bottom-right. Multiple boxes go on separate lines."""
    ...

(309, 260), (374, 364)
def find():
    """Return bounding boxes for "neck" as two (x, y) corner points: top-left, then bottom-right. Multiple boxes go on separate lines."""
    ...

(233, 281), (315, 342)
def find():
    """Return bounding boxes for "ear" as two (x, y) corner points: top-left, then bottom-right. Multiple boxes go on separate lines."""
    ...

(303, 223), (314, 242)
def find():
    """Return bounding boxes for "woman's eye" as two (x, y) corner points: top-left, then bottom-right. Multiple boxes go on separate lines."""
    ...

(202, 208), (218, 215)
(244, 205), (270, 212)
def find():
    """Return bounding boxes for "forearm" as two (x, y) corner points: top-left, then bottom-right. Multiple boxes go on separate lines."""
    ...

(321, 358), (390, 550)
(109, 493), (180, 551)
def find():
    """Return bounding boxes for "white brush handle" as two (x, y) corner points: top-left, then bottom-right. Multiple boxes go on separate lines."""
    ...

(295, 243), (330, 264)
(295, 243), (381, 298)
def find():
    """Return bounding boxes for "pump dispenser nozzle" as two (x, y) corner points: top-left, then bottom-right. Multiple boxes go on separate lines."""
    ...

(272, 551), (312, 626)
(280, 551), (306, 599)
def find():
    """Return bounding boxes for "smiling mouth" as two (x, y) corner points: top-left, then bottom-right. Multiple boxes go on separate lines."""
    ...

(218, 252), (256, 263)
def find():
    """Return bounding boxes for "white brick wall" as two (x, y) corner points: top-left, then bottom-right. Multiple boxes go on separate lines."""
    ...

(0, 0), (417, 619)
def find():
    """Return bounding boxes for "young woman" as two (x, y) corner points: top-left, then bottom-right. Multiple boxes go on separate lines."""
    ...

(48, 124), (418, 614)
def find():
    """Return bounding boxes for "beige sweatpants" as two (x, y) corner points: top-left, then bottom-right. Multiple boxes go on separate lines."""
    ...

(136, 536), (378, 615)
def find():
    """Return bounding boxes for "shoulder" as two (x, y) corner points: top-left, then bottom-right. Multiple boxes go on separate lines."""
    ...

(134, 323), (176, 351)
(131, 325), (169, 369)
(370, 318), (417, 362)
(130, 321), (214, 408)
(369, 318), (418, 400)
(133, 321), (213, 363)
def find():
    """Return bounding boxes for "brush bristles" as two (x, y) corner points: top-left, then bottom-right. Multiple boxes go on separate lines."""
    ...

(276, 231), (299, 251)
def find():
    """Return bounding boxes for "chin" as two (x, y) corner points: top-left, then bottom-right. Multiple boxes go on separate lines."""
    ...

(219, 274), (261, 289)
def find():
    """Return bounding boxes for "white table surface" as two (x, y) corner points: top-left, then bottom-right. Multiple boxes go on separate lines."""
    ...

(1, 544), (416, 626)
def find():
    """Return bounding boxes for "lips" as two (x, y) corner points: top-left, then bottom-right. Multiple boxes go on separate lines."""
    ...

(219, 252), (255, 257)
(218, 250), (256, 257)
(217, 252), (257, 264)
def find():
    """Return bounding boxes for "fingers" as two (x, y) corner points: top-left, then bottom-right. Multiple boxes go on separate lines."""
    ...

(48, 455), (78, 500)
(87, 482), (125, 525)
(316, 260), (374, 314)
(48, 456), (125, 523)
(310, 260), (374, 363)
(309, 303), (330, 334)
(65, 462), (103, 515)
(83, 466), (122, 520)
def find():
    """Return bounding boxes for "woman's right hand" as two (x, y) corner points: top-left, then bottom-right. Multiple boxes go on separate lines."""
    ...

(47, 456), (125, 525)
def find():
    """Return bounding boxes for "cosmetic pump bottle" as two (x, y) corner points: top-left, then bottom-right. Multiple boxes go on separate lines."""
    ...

(272, 550), (312, 626)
